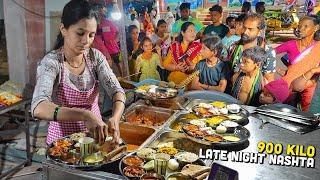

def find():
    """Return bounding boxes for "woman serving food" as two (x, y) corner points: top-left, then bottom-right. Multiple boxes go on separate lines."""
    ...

(31, 0), (125, 145)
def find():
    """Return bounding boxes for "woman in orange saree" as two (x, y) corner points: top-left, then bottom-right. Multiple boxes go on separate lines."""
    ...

(283, 41), (320, 111)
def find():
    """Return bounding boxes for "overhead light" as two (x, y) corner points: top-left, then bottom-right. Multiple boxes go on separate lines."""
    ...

(111, 0), (122, 21)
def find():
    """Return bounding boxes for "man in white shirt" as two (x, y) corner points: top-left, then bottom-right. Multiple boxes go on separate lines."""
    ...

(127, 14), (140, 32)
(164, 6), (175, 33)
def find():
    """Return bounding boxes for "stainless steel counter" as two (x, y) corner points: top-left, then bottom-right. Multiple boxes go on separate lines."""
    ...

(42, 160), (125, 180)
(209, 115), (320, 180)
(42, 105), (320, 180)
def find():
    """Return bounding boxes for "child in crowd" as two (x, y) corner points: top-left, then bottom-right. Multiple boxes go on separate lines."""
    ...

(191, 36), (228, 92)
(259, 78), (290, 104)
(259, 66), (319, 110)
(149, 19), (171, 81)
(127, 25), (142, 79)
(231, 46), (267, 106)
(221, 16), (241, 60)
(135, 37), (163, 81)
(150, 20), (171, 59)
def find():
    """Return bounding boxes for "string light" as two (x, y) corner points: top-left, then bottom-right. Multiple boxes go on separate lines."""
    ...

(111, 0), (122, 21)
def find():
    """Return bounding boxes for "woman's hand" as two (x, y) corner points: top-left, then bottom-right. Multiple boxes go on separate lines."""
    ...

(163, 34), (169, 41)
(176, 62), (188, 72)
(84, 110), (107, 145)
(107, 116), (121, 145)
(188, 62), (196, 72)
(311, 66), (320, 74)
(133, 43), (140, 53)
(200, 83), (208, 90)
(155, 45), (161, 55)
(156, 39), (162, 46)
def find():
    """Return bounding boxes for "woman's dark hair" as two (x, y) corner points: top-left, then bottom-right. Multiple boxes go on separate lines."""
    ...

(201, 35), (223, 58)
(126, 25), (142, 58)
(126, 25), (138, 49)
(300, 15), (320, 41)
(128, 25), (138, 34)
(177, 22), (195, 42)
(53, 0), (98, 50)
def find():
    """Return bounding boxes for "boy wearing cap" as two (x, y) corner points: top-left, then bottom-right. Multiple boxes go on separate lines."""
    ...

(171, 2), (204, 40)
(259, 79), (290, 104)
(203, 5), (228, 39)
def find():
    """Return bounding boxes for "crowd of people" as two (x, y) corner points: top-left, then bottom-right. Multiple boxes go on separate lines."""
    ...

(120, 2), (320, 114)
(88, 1), (320, 114)
(30, 0), (319, 145)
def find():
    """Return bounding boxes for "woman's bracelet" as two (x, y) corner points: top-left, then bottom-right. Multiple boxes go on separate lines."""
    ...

(113, 99), (125, 105)
(302, 73), (308, 81)
(53, 106), (61, 122)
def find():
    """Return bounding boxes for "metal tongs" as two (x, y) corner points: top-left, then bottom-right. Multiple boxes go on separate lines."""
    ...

(254, 108), (319, 126)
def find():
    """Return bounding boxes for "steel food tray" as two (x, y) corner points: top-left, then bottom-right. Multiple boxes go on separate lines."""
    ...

(119, 122), (157, 152)
(136, 96), (190, 110)
(122, 103), (174, 128)
(184, 99), (250, 126)
(135, 86), (179, 100)
(181, 125), (251, 147)
(46, 136), (126, 170)
(146, 131), (211, 155)
(167, 112), (249, 133)
(119, 151), (206, 180)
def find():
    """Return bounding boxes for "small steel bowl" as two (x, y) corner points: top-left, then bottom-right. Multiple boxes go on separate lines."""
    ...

(60, 152), (81, 165)
(123, 166), (145, 179)
(83, 152), (104, 165)
(220, 120), (239, 133)
(123, 155), (145, 167)
(174, 152), (199, 168)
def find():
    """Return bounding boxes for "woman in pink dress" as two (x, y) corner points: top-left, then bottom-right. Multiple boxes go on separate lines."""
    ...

(275, 15), (320, 111)
(92, 2), (113, 67)
(31, 0), (125, 145)
(275, 15), (320, 70)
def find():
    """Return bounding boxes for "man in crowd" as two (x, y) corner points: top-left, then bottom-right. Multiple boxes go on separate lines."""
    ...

(255, 1), (265, 15)
(171, 2), (204, 40)
(241, 1), (252, 15)
(100, 6), (123, 76)
(228, 14), (276, 83)
(127, 14), (140, 33)
(221, 16), (240, 60)
(165, 6), (175, 32)
(203, 4), (229, 39)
